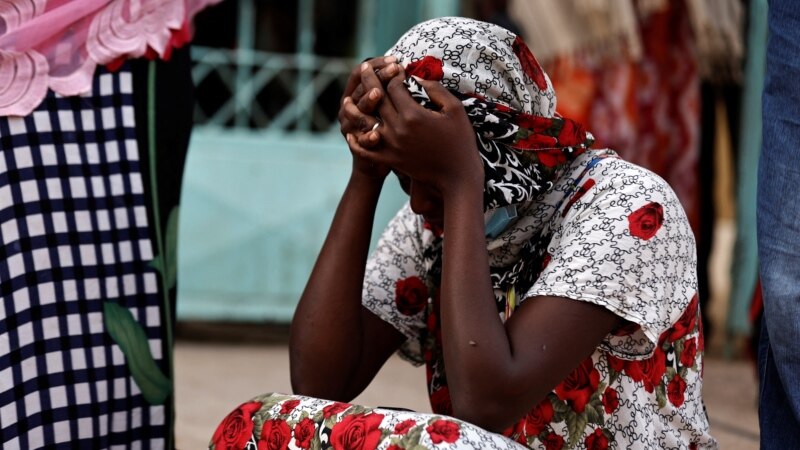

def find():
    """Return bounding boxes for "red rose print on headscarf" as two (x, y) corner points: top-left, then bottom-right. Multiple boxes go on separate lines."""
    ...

(667, 374), (688, 407)
(293, 418), (316, 449)
(395, 276), (428, 315)
(258, 419), (291, 450)
(554, 356), (600, 413)
(628, 202), (664, 240)
(556, 119), (587, 147)
(524, 398), (554, 436)
(584, 428), (609, 450)
(512, 36), (548, 91)
(537, 150), (568, 168)
(426, 419), (461, 444)
(662, 294), (699, 343)
(405, 56), (444, 81)
(625, 347), (667, 393)
(211, 401), (262, 450)
(330, 413), (385, 450)
(542, 431), (565, 450)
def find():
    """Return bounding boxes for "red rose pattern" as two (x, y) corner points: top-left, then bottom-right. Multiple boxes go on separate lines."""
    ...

(602, 387), (619, 414)
(293, 418), (315, 449)
(668, 374), (688, 407)
(330, 413), (385, 450)
(258, 419), (291, 450)
(426, 419), (460, 444)
(628, 202), (664, 240)
(279, 399), (300, 415)
(681, 337), (698, 368)
(663, 294), (699, 343)
(394, 276), (428, 316)
(537, 150), (568, 168)
(211, 401), (262, 450)
(524, 398), (554, 436)
(585, 428), (609, 450)
(322, 402), (351, 419)
(393, 419), (416, 435)
(405, 56), (444, 81)
(625, 347), (667, 393)
(542, 431), (565, 450)
(512, 36), (548, 90)
(554, 357), (600, 413)
(556, 119), (587, 147)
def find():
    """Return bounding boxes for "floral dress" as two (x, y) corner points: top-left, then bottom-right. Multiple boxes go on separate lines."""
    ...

(210, 149), (717, 450)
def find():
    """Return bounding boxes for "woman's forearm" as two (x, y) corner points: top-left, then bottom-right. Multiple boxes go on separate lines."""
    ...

(289, 173), (384, 399)
(437, 183), (519, 429)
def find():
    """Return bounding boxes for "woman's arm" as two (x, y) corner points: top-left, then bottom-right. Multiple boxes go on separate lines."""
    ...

(351, 71), (623, 431)
(289, 59), (406, 401)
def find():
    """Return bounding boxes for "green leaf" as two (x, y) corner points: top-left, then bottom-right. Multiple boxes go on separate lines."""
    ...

(584, 402), (604, 426)
(401, 425), (424, 447)
(103, 302), (171, 404)
(565, 409), (588, 448)
(550, 394), (570, 423)
(656, 384), (667, 409)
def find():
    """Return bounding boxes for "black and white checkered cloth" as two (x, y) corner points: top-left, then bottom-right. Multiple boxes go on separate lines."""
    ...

(0, 68), (168, 449)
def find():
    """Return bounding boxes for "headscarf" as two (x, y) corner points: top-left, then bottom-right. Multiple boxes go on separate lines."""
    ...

(386, 16), (595, 212)
(384, 17), (595, 306)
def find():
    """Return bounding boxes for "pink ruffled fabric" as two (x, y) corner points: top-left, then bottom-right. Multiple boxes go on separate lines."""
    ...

(0, 0), (221, 116)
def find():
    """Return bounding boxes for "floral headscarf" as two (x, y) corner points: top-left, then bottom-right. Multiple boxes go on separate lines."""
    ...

(386, 17), (595, 211)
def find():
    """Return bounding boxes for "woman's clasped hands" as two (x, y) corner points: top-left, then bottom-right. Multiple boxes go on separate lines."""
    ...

(338, 57), (483, 197)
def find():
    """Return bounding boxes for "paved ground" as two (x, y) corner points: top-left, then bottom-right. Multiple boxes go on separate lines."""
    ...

(174, 338), (759, 449)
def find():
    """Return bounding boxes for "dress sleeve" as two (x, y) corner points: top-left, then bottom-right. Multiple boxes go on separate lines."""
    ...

(522, 159), (697, 359)
(362, 202), (430, 365)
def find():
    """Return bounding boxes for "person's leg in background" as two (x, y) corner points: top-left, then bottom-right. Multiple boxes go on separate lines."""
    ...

(757, 0), (800, 446)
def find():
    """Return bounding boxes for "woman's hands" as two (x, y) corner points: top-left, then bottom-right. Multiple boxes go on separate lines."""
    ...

(341, 60), (483, 197)
(339, 56), (398, 181)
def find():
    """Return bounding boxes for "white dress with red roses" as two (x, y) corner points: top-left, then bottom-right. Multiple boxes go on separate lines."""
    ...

(210, 149), (718, 450)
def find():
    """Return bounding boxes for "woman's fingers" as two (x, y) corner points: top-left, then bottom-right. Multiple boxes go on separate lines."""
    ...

(361, 62), (399, 123)
(339, 96), (382, 144)
(343, 56), (396, 100)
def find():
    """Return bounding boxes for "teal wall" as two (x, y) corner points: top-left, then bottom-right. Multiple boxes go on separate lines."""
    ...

(176, 130), (406, 322)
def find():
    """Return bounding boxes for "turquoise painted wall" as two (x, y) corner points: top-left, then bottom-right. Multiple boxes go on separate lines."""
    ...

(176, 130), (406, 322)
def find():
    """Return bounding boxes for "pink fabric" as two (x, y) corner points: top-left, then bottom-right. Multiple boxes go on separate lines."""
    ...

(0, 0), (221, 116)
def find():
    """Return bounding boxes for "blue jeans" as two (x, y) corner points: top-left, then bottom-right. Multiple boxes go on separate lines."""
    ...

(758, 0), (800, 446)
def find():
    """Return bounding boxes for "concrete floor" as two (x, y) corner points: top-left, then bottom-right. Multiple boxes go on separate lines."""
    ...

(174, 339), (759, 450)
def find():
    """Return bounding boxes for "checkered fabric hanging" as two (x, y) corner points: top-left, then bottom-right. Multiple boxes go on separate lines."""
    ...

(0, 68), (169, 449)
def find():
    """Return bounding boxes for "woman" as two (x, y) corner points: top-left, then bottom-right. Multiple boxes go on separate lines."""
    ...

(211, 17), (716, 450)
